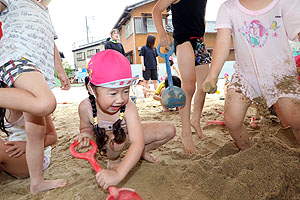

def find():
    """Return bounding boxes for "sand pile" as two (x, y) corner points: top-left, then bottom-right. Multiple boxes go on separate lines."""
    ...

(1, 87), (300, 200)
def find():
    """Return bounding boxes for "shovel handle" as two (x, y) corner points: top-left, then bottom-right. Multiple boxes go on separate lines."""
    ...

(70, 140), (120, 199)
(70, 139), (102, 172)
(157, 43), (175, 88)
(157, 43), (174, 59)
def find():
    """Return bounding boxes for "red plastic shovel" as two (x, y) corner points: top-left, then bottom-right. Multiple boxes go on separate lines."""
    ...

(70, 139), (143, 200)
(205, 120), (226, 126)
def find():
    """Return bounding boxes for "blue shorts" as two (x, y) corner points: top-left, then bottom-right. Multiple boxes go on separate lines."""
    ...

(0, 58), (39, 87)
(174, 37), (212, 66)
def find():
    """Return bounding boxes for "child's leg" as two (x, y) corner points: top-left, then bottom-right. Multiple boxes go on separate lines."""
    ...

(190, 63), (209, 139)
(24, 113), (66, 194)
(153, 80), (158, 90)
(224, 89), (252, 150)
(176, 41), (198, 153)
(1, 72), (56, 116)
(0, 140), (29, 178)
(272, 103), (290, 128)
(275, 98), (300, 142)
(141, 121), (175, 162)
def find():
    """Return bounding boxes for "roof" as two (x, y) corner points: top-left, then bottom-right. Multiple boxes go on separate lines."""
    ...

(72, 38), (107, 52)
(205, 21), (216, 33)
(113, 0), (156, 29)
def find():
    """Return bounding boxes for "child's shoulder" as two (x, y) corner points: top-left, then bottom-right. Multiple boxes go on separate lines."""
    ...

(78, 98), (90, 112)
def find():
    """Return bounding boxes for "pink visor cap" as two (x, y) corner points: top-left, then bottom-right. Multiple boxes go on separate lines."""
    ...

(88, 50), (136, 88)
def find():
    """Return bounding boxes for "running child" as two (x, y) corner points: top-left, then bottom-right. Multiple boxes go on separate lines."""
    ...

(71, 50), (175, 190)
(153, 0), (211, 153)
(203, 0), (300, 150)
(0, 0), (69, 193)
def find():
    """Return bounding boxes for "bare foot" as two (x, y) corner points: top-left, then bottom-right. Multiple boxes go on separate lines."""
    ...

(179, 131), (198, 154)
(30, 179), (67, 194)
(190, 121), (206, 139)
(142, 151), (160, 163)
(107, 157), (121, 170)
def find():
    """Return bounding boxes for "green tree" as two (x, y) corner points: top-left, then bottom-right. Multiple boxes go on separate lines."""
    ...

(62, 61), (73, 78)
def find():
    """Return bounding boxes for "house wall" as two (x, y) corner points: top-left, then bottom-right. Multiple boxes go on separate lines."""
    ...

(119, 1), (168, 64)
(73, 43), (105, 70)
(204, 33), (235, 61)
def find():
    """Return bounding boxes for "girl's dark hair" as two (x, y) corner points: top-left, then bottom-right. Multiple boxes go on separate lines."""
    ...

(169, 59), (174, 66)
(146, 35), (156, 48)
(85, 79), (127, 151)
(165, 76), (181, 88)
(0, 81), (8, 136)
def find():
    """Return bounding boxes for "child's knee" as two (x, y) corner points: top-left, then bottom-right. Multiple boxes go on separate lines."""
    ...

(183, 85), (196, 96)
(34, 96), (56, 116)
(165, 124), (176, 139)
(224, 114), (243, 130)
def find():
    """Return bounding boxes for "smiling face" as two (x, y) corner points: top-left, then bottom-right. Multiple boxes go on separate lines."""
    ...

(93, 86), (130, 114)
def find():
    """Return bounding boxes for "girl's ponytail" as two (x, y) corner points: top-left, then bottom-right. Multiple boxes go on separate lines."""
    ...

(88, 93), (108, 151)
(112, 105), (126, 144)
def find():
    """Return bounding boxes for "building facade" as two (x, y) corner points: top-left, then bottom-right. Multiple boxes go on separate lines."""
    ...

(72, 39), (106, 70)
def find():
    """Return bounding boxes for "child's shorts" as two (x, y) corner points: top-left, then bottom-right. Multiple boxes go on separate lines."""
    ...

(174, 37), (212, 66)
(43, 147), (52, 170)
(0, 58), (39, 87)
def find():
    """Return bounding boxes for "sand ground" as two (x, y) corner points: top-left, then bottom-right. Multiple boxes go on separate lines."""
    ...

(1, 85), (300, 200)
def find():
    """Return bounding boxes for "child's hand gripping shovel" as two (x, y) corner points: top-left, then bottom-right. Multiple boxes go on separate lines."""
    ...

(157, 43), (186, 108)
(70, 139), (143, 200)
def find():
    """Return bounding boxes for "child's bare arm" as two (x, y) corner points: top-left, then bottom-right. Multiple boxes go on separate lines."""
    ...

(203, 28), (232, 93)
(54, 44), (71, 90)
(140, 56), (145, 71)
(153, 94), (162, 101)
(115, 101), (144, 179)
(152, 0), (176, 48)
(71, 101), (95, 146)
(173, 66), (181, 78)
(44, 115), (57, 147)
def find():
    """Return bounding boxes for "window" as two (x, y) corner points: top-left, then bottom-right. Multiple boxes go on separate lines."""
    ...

(125, 20), (133, 38)
(96, 49), (100, 53)
(76, 52), (85, 61)
(147, 18), (156, 33)
(87, 49), (96, 58)
(147, 18), (166, 33)
(134, 17), (147, 34)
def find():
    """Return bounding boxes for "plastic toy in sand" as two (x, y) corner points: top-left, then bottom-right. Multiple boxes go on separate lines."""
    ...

(205, 120), (225, 126)
(70, 139), (143, 200)
(205, 108), (226, 126)
(157, 43), (186, 108)
(250, 117), (258, 129)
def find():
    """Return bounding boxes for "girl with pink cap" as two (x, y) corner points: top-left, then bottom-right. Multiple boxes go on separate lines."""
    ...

(71, 50), (175, 190)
